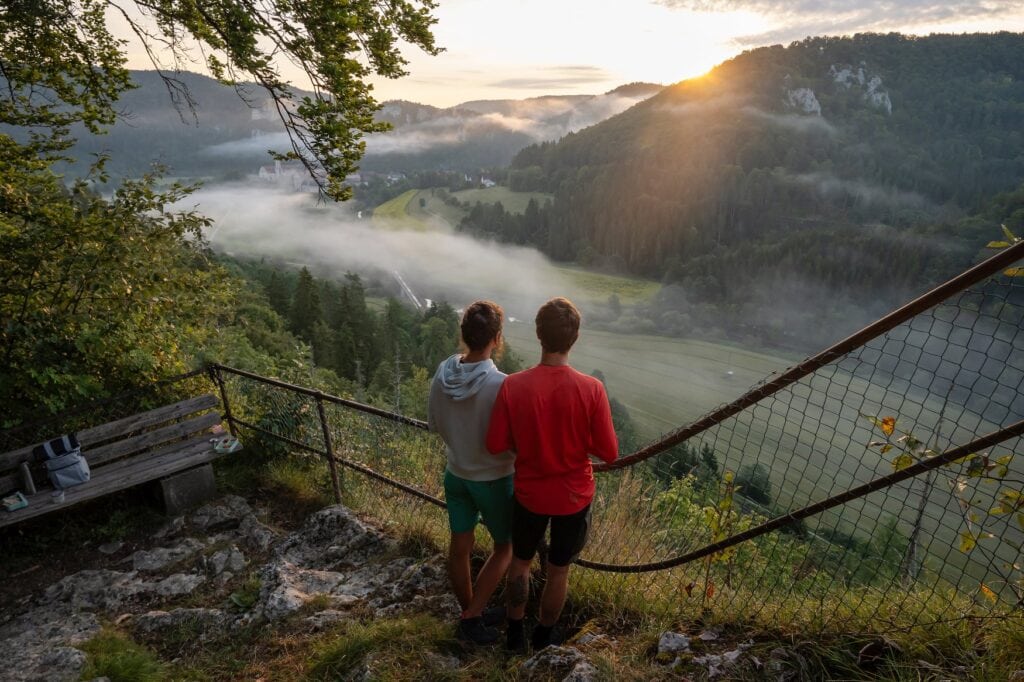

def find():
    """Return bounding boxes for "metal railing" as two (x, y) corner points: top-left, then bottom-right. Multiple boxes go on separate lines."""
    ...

(5, 241), (1024, 636)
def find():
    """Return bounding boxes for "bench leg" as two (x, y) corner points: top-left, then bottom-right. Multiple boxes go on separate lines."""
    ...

(158, 463), (217, 516)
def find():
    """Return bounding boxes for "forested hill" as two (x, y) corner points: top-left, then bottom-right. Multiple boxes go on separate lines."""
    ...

(510, 33), (1024, 269)
(472, 33), (1024, 348)
(58, 71), (661, 178)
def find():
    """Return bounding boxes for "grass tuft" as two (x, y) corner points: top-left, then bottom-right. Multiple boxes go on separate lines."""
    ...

(79, 629), (167, 682)
(307, 614), (465, 681)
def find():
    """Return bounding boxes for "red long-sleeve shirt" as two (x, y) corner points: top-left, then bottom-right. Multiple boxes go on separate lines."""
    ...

(486, 364), (619, 515)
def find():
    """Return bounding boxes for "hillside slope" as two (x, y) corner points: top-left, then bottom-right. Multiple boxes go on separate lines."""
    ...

(497, 32), (1024, 347)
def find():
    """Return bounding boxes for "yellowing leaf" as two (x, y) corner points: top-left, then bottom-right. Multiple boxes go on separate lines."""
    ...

(1002, 224), (1018, 242)
(987, 240), (1012, 248)
(959, 531), (977, 553)
(1004, 267), (1024, 277)
(1018, 513), (1024, 531)
(880, 444), (893, 455)
(893, 454), (914, 471)
(979, 583), (997, 604)
(881, 417), (896, 436)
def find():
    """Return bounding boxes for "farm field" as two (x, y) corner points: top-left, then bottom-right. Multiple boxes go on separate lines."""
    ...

(554, 265), (661, 304)
(371, 190), (433, 231)
(371, 187), (553, 233)
(452, 186), (552, 213)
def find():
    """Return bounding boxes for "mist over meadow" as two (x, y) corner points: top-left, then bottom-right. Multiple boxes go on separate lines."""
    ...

(186, 184), (578, 321)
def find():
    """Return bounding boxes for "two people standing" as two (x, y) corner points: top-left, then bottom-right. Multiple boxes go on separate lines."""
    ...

(427, 297), (618, 653)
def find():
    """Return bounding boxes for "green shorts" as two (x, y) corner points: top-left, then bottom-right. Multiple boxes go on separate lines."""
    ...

(444, 470), (514, 544)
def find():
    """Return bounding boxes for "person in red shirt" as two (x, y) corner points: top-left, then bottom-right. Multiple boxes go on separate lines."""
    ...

(486, 297), (618, 653)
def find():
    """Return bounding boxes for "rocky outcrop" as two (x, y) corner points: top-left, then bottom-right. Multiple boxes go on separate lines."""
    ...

(829, 63), (893, 114)
(520, 645), (597, 681)
(784, 88), (822, 115)
(0, 604), (100, 682)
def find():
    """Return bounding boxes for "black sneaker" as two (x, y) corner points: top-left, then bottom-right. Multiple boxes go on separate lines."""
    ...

(457, 617), (500, 645)
(482, 606), (506, 627)
(506, 618), (527, 655)
(531, 623), (554, 651)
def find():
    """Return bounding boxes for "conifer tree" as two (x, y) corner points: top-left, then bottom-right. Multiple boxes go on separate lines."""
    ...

(290, 268), (323, 341)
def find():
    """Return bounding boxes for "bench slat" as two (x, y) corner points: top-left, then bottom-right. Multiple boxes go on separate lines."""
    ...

(0, 437), (226, 528)
(0, 394), (220, 473)
(84, 412), (221, 470)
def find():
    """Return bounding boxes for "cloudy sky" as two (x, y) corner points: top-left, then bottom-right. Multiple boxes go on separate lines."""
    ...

(364, 0), (1024, 105)
(114, 0), (1024, 107)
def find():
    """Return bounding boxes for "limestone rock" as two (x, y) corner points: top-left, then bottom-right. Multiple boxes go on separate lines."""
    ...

(97, 541), (123, 556)
(31, 647), (88, 682)
(658, 631), (690, 657)
(0, 605), (99, 682)
(130, 538), (205, 572)
(207, 546), (247, 576)
(274, 505), (390, 568)
(784, 88), (821, 115)
(370, 558), (447, 607)
(694, 640), (754, 679)
(42, 570), (143, 611)
(258, 561), (350, 621)
(304, 609), (351, 631)
(563, 660), (600, 681)
(153, 516), (186, 540)
(151, 572), (206, 598)
(134, 608), (230, 640)
(238, 514), (278, 553)
(521, 646), (587, 680)
(190, 495), (253, 531)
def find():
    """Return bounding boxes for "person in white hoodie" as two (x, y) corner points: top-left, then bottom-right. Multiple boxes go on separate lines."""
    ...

(428, 300), (514, 645)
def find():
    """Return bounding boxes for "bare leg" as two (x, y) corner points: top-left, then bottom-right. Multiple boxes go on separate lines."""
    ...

(538, 562), (570, 627)
(464, 542), (512, 617)
(448, 531), (475, 611)
(506, 556), (532, 620)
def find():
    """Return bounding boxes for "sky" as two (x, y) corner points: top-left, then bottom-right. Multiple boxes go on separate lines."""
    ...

(111, 0), (1024, 107)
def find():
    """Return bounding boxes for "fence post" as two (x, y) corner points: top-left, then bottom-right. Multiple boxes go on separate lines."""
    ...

(209, 364), (237, 437)
(315, 392), (343, 504)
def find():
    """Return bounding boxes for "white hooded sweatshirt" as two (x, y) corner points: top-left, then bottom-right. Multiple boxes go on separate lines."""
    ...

(427, 354), (514, 481)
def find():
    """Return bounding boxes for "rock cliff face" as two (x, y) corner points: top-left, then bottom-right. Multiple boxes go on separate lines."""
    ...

(784, 87), (822, 115)
(829, 63), (893, 114)
(0, 496), (452, 682)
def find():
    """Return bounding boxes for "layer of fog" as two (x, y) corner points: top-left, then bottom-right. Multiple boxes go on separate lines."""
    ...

(783, 170), (932, 210)
(182, 184), (582, 321)
(200, 90), (653, 161)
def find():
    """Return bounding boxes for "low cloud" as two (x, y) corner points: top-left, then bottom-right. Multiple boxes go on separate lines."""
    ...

(782, 171), (930, 209)
(179, 185), (585, 319)
(201, 132), (291, 158)
(743, 107), (836, 134)
(489, 64), (613, 89)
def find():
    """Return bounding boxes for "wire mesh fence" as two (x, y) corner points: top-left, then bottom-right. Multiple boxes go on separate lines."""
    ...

(210, 244), (1024, 636)
(5, 244), (1021, 638)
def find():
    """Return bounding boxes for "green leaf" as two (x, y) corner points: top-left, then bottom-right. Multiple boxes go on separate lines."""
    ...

(1018, 513), (1024, 531)
(1002, 224), (1018, 242)
(987, 240), (1011, 248)
(960, 531), (976, 553)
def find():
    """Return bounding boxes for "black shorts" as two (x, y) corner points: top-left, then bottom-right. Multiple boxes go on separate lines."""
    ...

(511, 497), (591, 567)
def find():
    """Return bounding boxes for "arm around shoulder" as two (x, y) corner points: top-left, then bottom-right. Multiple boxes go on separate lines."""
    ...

(485, 381), (513, 455)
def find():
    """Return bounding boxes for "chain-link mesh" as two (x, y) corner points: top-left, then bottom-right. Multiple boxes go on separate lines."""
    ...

(212, 258), (1024, 636)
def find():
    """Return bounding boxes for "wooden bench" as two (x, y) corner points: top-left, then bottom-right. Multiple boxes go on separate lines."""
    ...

(0, 394), (230, 528)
